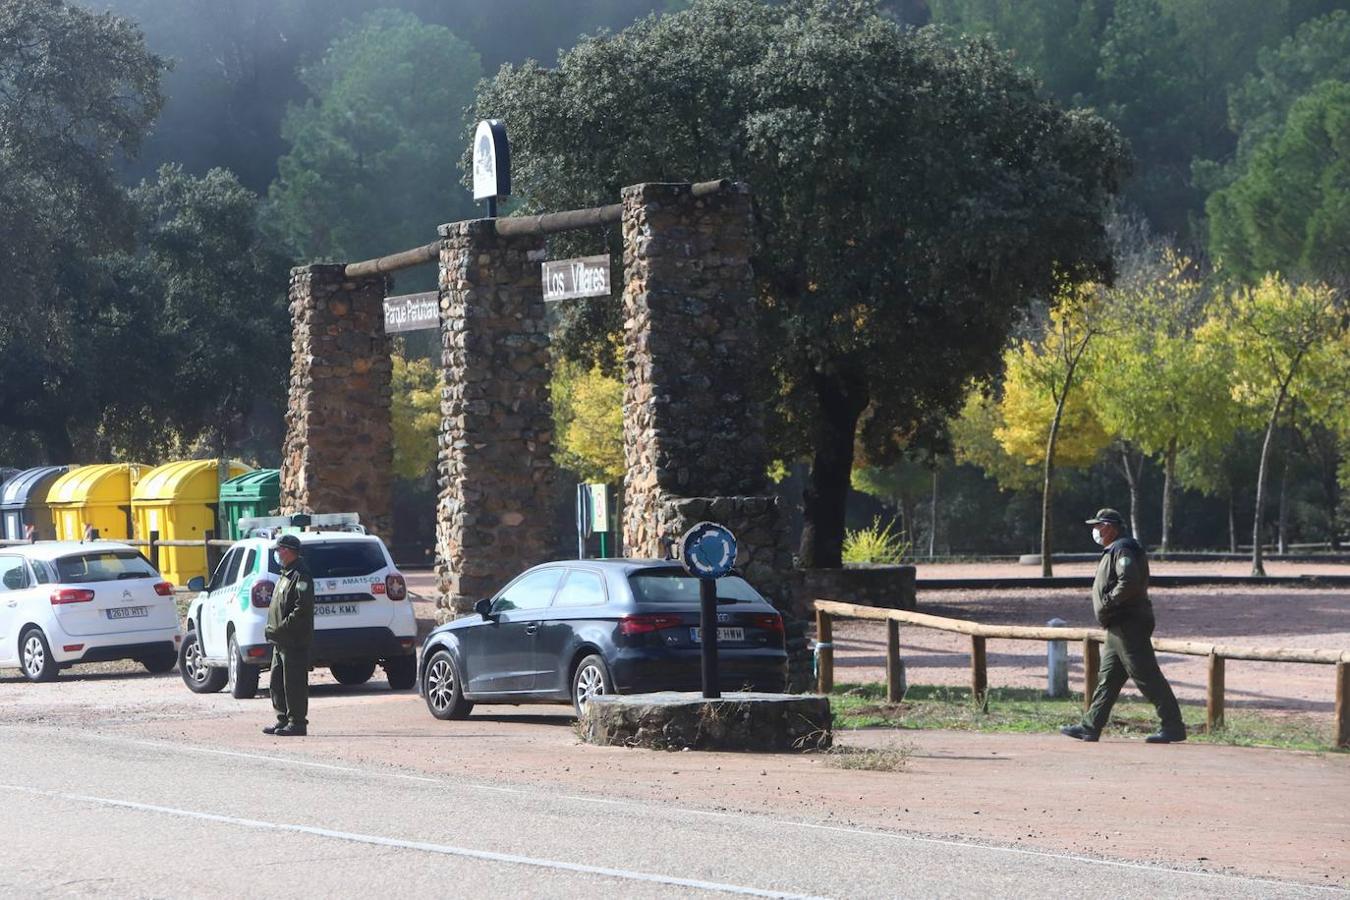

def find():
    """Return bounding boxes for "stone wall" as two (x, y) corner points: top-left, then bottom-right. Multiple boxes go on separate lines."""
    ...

(620, 182), (791, 604)
(435, 220), (555, 617)
(279, 264), (393, 538)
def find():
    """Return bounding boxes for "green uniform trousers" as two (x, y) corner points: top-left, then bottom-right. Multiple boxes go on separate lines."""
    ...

(1082, 615), (1184, 734)
(270, 645), (310, 727)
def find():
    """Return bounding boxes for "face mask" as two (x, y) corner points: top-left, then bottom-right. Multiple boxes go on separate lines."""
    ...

(273, 551), (284, 567)
(1092, 527), (1105, 546)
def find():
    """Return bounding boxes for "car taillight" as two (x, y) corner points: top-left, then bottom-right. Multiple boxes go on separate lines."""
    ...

(153, 581), (174, 596)
(51, 589), (95, 605)
(251, 580), (274, 609)
(619, 614), (684, 635)
(386, 574), (407, 601)
(751, 613), (784, 634)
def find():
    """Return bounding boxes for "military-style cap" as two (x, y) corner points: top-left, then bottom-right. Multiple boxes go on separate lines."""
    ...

(1085, 508), (1125, 526)
(273, 533), (302, 551)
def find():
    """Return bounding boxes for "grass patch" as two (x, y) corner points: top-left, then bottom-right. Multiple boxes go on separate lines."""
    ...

(831, 682), (1345, 753)
(825, 745), (911, 772)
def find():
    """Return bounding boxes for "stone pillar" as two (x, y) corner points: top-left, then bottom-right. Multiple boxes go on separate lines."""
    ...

(435, 220), (555, 617)
(621, 182), (792, 604)
(279, 264), (393, 538)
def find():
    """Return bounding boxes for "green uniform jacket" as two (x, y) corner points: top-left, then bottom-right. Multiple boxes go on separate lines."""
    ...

(1091, 537), (1152, 627)
(266, 558), (315, 649)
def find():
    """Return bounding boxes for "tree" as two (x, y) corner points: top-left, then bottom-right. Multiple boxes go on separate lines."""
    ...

(551, 360), (625, 484)
(1202, 276), (1346, 574)
(995, 289), (1112, 574)
(0, 0), (166, 460)
(266, 10), (483, 266)
(391, 354), (441, 480)
(1207, 80), (1350, 288)
(474, 0), (1129, 567)
(1090, 244), (1239, 550)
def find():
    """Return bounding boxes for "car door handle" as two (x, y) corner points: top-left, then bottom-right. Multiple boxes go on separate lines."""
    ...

(525, 623), (539, 635)
(5, 600), (15, 608)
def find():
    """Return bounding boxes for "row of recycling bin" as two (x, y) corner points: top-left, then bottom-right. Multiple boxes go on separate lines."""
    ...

(0, 462), (282, 585)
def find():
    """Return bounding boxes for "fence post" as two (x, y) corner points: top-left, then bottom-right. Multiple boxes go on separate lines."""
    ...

(204, 530), (222, 574)
(1336, 660), (1348, 749)
(815, 609), (833, 695)
(1207, 653), (1225, 732)
(1046, 617), (1069, 698)
(970, 635), (987, 705)
(1082, 637), (1100, 712)
(148, 530), (160, 574)
(886, 619), (906, 702)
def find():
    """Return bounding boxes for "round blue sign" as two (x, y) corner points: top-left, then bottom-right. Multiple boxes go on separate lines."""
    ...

(680, 521), (738, 579)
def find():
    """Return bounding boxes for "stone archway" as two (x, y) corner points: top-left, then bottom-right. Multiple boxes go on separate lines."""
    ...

(280, 180), (790, 619)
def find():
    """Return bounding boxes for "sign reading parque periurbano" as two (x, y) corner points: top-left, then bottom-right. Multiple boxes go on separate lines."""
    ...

(383, 291), (439, 334)
(542, 255), (611, 302)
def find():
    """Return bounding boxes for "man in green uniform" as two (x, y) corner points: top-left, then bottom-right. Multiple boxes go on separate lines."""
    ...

(1061, 509), (1187, 744)
(263, 533), (314, 737)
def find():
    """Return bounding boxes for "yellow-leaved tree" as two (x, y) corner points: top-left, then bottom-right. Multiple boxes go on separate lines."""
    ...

(551, 359), (624, 484)
(391, 355), (441, 481)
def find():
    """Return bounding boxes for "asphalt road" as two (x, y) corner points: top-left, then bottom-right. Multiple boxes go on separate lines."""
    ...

(0, 721), (1339, 899)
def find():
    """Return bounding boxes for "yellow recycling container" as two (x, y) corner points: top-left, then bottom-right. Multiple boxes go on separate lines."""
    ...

(47, 463), (145, 543)
(132, 459), (252, 586)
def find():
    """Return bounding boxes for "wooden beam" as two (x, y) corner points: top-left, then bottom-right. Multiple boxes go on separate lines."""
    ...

(1336, 661), (1348, 749)
(343, 241), (439, 279)
(971, 635), (988, 705)
(886, 619), (904, 702)
(1083, 637), (1100, 713)
(1207, 653), (1225, 732)
(815, 609), (833, 695)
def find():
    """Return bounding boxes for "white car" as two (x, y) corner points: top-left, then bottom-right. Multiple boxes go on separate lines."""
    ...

(0, 541), (183, 682)
(178, 529), (417, 699)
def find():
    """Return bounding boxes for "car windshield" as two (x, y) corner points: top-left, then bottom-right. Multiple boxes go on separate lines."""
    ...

(54, 550), (159, 584)
(267, 539), (387, 578)
(628, 570), (763, 604)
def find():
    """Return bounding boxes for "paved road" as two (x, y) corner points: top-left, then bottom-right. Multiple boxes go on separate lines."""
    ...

(0, 721), (1340, 899)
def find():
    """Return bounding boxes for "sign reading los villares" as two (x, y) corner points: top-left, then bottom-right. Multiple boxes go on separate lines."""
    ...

(542, 255), (611, 302)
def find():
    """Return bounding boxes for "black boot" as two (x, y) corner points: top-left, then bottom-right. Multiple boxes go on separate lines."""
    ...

(1145, 725), (1186, 743)
(1060, 724), (1100, 742)
(276, 723), (308, 737)
(262, 721), (287, 735)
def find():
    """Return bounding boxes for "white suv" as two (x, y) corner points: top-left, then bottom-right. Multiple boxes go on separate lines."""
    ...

(178, 526), (417, 699)
(0, 542), (182, 681)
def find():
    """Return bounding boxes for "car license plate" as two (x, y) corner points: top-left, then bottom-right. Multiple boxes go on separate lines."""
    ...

(316, 603), (359, 617)
(690, 627), (744, 643)
(106, 606), (148, 620)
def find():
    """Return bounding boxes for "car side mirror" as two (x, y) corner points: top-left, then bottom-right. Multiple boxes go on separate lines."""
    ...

(187, 576), (206, 593)
(474, 598), (493, 619)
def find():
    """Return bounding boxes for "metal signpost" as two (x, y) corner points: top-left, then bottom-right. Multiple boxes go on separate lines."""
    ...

(542, 255), (611, 302)
(382, 291), (440, 334)
(680, 521), (738, 699)
(472, 119), (510, 218)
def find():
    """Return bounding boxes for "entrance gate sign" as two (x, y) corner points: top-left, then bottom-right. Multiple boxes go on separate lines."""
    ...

(472, 119), (511, 202)
(383, 291), (439, 333)
(543, 255), (611, 302)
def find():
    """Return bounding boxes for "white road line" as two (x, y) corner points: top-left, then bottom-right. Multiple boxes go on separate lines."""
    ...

(7, 727), (1345, 895)
(0, 783), (824, 900)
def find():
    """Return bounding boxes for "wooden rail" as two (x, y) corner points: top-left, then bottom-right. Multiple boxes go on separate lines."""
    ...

(811, 598), (1350, 748)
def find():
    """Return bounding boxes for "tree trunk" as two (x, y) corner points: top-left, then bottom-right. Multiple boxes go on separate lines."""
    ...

(1119, 446), (1143, 545)
(1228, 492), (1238, 554)
(1252, 384), (1292, 577)
(929, 466), (939, 558)
(1040, 394), (1070, 578)
(1277, 456), (1289, 556)
(1161, 437), (1177, 553)
(798, 370), (869, 569)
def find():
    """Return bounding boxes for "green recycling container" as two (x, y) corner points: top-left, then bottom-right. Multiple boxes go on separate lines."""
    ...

(219, 469), (281, 540)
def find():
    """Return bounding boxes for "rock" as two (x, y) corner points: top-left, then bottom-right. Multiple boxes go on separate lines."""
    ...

(580, 692), (832, 752)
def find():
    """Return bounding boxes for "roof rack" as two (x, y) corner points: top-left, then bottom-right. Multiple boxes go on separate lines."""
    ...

(237, 512), (365, 539)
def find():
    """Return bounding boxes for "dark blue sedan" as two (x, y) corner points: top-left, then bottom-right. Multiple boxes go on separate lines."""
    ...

(418, 559), (787, 719)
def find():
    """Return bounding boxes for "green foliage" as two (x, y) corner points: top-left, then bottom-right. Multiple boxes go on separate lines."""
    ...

(551, 359), (625, 484)
(841, 517), (911, 565)
(266, 10), (483, 263)
(391, 355), (441, 481)
(1207, 80), (1350, 285)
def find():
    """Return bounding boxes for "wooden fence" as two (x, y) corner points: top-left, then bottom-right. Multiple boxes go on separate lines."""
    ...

(810, 598), (1350, 748)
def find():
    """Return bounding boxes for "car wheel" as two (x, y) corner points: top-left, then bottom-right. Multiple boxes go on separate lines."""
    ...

(180, 629), (226, 694)
(141, 653), (176, 675)
(571, 654), (612, 717)
(227, 633), (260, 699)
(19, 627), (58, 683)
(330, 660), (376, 685)
(422, 650), (472, 720)
(384, 654), (416, 690)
